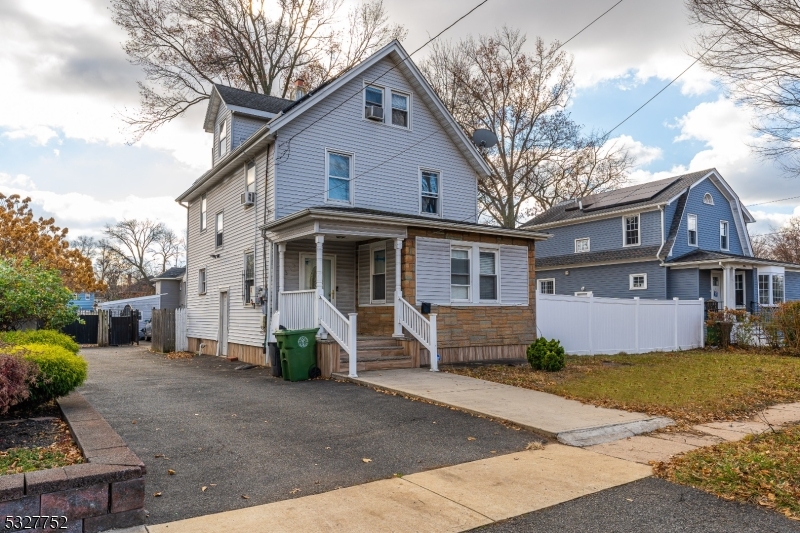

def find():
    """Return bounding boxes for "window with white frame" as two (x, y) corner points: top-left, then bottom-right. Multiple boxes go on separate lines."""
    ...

(629, 273), (647, 290)
(218, 120), (227, 157)
(575, 238), (590, 253)
(200, 194), (207, 231)
(451, 248), (471, 301)
(364, 85), (384, 121)
(624, 215), (640, 246)
(759, 273), (785, 306)
(245, 162), (256, 195)
(198, 268), (207, 294)
(575, 291), (593, 297)
(479, 251), (498, 300)
(326, 151), (352, 203)
(703, 193), (714, 205)
(243, 252), (254, 304)
(720, 221), (729, 250)
(371, 247), (386, 302)
(538, 279), (555, 294)
(775, 274), (785, 302)
(688, 214), (698, 246)
(215, 212), (223, 247)
(421, 170), (440, 215)
(391, 91), (409, 127)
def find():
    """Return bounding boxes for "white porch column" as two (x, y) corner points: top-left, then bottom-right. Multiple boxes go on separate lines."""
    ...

(315, 235), (324, 334)
(278, 243), (286, 295)
(721, 266), (728, 310)
(724, 266), (736, 310)
(393, 237), (404, 338)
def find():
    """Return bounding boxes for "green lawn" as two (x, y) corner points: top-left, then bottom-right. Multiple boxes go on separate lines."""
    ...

(444, 350), (800, 424)
(655, 424), (800, 520)
(0, 446), (82, 476)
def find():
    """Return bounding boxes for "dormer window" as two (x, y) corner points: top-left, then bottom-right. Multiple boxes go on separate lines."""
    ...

(623, 215), (640, 246)
(364, 86), (384, 122)
(703, 193), (714, 205)
(720, 220), (729, 250)
(218, 120), (228, 157)
(688, 214), (698, 246)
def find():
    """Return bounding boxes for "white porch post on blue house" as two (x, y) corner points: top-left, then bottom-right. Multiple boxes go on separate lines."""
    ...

(393, 237), (404, 338)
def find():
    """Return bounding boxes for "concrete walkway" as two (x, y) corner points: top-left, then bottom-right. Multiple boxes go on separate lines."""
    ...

(142, 444), (651, 533)
(334, 369), (672, 446)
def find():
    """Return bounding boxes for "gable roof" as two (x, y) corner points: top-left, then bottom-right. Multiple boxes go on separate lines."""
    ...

(667, 249), (800, 270)
(152, 267), (186, 281)
(203, 85), (293, 132)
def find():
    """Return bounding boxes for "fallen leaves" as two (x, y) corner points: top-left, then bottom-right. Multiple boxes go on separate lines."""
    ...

(290, 488), (301, 494)
(241, 495), (249, 499)
(201, 486), (207, 492)
(168, 469), (176, 475)
(467, 437), (476, 441)
(153, 492), (162, 497)
(361, 458), (372, 463)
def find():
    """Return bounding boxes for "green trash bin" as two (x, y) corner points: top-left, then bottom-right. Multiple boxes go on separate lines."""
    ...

(274, 328), (319, 382)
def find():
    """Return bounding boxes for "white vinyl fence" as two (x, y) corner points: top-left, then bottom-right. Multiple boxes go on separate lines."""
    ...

(175, 307), (188, 352)
(536, 293), (705, 355)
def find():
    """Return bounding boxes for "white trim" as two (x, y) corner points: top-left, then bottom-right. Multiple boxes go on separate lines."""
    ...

(687, 213), (698, 247)
(622, 213), (641, 247)
(200, 194), (207, 232)
(389, 89), (412, 130)
(298, 252), (337, 305)
(734, 271), (746, 308)
(477, 248), (500, 302)
(363, 82), (386, 124)
(527, 206), (662, 231)
(419, 167), (443, 217)
(244, 160), (256, 196)
(720, 220), (730, 251)
(215, 210), (224, 248)
(227, 105), (277, 120)
(574, 291), (593, 297)
(450, 245), (472, 303)
(629, 273), (647, 290)
(324, 149), (355, 205)
(198, 267), (207, 295)
(703, 192), (714, 205)
(574, 237), (590, 253)
(537, 278), (555, 295)
(369, 241), (387, 304)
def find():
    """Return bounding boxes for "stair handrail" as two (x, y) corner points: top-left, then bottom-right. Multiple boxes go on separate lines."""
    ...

(397, 297), (438, 371)
(318, 295), (358, 378)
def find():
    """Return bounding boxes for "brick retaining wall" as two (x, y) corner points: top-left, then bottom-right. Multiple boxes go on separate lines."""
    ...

(0, 393), (146, 533)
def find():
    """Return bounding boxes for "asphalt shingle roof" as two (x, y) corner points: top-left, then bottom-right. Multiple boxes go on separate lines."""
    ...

(215, 84), (294, 114)
(523, 169), (713, 227)
(536, 245), (662, 270)
(666, 249), (800, 267)
(152, 267), (186, 280)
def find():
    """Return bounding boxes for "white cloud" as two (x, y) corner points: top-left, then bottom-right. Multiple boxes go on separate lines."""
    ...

(0, 172), (37, 190)
(2, 126), (60, 145)
(608, 134), (663, 167)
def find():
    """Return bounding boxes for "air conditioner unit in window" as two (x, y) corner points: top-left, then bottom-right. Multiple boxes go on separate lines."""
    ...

(365, 105), (384, 121)
(241, 191), (256, 206)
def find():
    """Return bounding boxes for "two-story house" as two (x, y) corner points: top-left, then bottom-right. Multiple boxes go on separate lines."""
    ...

(176, 41), (548, 375)
(524, 169), (800, 310)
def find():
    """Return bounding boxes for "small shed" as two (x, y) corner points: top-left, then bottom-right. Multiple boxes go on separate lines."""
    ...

(152, 267), (186, 310)
(99, 294), (163, 324)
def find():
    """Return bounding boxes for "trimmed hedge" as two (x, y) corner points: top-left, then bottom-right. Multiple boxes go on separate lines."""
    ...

(0, 330), (79, 354)
(527, 338), (566, 372)
(14, 343), (87, 404)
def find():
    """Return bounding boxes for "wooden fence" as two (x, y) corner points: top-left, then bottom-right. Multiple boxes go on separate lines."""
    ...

(151, 309), (176, 353)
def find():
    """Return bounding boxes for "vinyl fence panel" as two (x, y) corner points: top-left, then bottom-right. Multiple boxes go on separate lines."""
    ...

(175, 308), (188, 352)
(537, 293), (704, 355)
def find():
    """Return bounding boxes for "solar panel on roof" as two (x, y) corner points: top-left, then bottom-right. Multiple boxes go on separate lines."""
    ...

(582, 177), (680, 212)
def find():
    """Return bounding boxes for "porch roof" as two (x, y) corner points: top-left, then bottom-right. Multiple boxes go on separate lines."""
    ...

(666, 249), (800, 270)
(260, 206), (551, 242)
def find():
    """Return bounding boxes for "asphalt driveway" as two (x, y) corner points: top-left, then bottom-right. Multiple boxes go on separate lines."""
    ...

(78, 346), (535, 525)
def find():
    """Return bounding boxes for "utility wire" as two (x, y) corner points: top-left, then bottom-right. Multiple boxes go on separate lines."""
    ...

(746, 194), (800, 207)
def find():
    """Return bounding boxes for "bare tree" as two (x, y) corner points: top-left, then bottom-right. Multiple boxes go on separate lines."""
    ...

(112, 0), (405, 140)
(103, 219), (166, 286)
(152, 228), (183, 273)
(95, 239), (132, 300)
(421, 28), (631, 228)
(687, 0), (800, 174)
(71, 235), (98, 260)
(751, 217), (800, 263)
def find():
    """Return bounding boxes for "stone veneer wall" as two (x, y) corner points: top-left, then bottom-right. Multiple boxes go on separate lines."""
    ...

(0, 394), (146, 533)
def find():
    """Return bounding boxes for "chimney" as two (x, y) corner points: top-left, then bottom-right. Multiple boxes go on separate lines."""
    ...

(293, 78), (306, 101)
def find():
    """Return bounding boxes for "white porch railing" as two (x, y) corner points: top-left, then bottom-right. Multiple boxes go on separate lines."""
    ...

(397, 297), (438, 371)
(318, 295), (358, 378)
(278, 290), (317, 330)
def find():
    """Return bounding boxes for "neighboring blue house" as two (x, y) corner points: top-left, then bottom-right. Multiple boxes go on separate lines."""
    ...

(69, 292), (95, 311)
(523, 169), (800, 309)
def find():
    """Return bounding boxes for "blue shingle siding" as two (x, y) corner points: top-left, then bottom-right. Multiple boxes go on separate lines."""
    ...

(536, 210), (662, 259)
(699, 269), (711, 301)
(232, 115), (267, 150)
(670, 178), (744, 258)
(667, 268), (700, 300)
(786, 271), (800, 301)
(536, 260), (666, 299)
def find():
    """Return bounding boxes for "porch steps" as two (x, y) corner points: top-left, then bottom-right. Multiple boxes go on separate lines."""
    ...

(339, 336), (414, 372)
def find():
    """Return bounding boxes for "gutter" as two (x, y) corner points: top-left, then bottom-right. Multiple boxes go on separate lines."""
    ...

(526, 203), (666, 231)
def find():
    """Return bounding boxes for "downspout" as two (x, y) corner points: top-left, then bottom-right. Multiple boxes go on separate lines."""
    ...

(655, 204), (665, 258)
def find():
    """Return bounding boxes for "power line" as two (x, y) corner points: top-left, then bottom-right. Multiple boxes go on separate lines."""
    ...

(556, 0), (624, 52)
(746, 194), (800, 207)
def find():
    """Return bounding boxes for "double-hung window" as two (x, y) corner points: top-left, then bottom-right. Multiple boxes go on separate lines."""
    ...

(218, 120), (227, 157)
(391, 91), (409, 127)
(198, 268), (207, 294)
(371, 247), (386, 302)
(575, 238), (590, 253)
(421, 170), (440, 215)
(479, 251), (498, 301)
(624, 215), (640, 246)
(327, 151), (352, 203)
(200, 195), (207, 231)
(538, 279), (555, 295)
(720, 221), (729, 250)
(451, 248), (471, 301)
(243, 252), (255, 304)
(759, 273), (785, 306)
(215, 212), (223, 248)
(245, 162), (256, 195)
(364, 86), (383, 121)
(688, 214), (698, 246)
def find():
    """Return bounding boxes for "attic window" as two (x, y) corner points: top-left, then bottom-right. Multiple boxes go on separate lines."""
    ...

(703, 193), (714, 205)
(218, 121), (228, 157)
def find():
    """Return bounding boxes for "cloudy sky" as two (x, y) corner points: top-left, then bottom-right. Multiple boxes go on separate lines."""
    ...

(1, 0), (798, 240)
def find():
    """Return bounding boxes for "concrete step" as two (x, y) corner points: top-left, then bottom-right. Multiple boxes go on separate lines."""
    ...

(340, 354), (409, 363)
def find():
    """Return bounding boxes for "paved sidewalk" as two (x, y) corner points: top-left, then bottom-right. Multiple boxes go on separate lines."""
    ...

(145, 444), (652, 533)
(335, 369), (672, 446)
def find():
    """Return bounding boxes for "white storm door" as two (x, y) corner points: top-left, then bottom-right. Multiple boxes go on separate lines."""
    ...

(299, 253), (336, 305)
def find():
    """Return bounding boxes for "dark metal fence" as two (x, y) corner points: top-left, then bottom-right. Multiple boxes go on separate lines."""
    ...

(62, 314), (99, 344)
(60, 309), (139, 346)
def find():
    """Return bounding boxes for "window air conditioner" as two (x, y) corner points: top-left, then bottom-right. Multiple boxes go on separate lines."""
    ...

(365, 105), (384, 121)
(241, 191), (256, 206)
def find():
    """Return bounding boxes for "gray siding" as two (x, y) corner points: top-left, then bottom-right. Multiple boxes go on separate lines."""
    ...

(699, 269), (711, 300)
(212, 106), (232, 166)
(536, 261), (667, 299)
(536, 210), (661, 259)
(274, 56), (478, 221)
(416, 237), (451, 305)
(670, 178), (746, 257)
(358, 245), (370, 306)
(357, 240), (396, 306)
(786, 271), (800, 301)
(232, 115), (267, 150)
(99, 295), (162, 324)
(283, 240), (357, 314)
(155, 279), (181, 310)
(667, 268), (700, 300)
(500, 245), (528, 305)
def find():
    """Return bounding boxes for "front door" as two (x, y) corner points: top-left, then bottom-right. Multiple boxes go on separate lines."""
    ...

(735, 272), (745, 308)
(300, 254), (336, 304)
(218, 291), (229, 356)
(711, 273), (721, 302)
